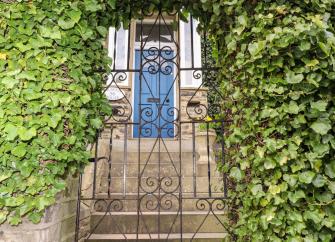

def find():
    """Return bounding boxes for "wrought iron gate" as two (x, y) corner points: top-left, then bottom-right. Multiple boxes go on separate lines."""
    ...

(75, 5), (230, 241)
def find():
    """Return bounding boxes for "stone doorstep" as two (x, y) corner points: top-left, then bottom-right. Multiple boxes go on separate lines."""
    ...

(86, 232), (227, 240)
(89, 212), (227, 234)
(97, 137), (219, 155)
(91, 211), (226, 215)
(98, 177), (224, 194)
(98, 139), (195, 153)
(101, 162), (222, 177)
(95, 192), (226, 198)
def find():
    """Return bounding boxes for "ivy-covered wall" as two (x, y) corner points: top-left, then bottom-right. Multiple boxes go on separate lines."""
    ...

(0, 1), (111, 225)
(217, 1), (335, 241)
(1, 0), (335, 241)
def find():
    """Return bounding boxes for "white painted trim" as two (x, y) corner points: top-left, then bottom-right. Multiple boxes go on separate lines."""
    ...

(180, 17), (202, 88)
(107, 25), (129, 87)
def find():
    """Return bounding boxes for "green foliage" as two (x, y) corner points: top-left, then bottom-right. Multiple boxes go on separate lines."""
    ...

(216, 1), (335, 241)
(0, 1), (110, 225)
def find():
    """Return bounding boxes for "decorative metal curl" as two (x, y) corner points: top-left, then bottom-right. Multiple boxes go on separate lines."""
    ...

(186, 103), (208, 121)
(212, 198), (226, 211)
(103, 71), (133, 122)
(160, 122), (179, 138)
(160, 62), (174, 76)
(140, 194), (159, 211)
(139, 176), (160, 193)
(160, 193), (179, 211)
(93, 199), (124, 212)
(195, 198), (211, 211)
(140, 106), (159, 123)
(160, 176), (180, 194)
(160, 106), (179, 123)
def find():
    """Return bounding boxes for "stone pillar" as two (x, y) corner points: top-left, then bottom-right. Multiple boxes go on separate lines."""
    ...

(0, 176), (79, 242)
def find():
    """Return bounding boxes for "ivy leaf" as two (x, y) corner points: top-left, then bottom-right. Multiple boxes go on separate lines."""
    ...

(287, 101), (299, 114)
(248, 41), (266, 57)
(325, 162), (335, 178)
(288, 190), (305, 203)
(310, 100), (328, 112)
(36, 197), (55, 211)
(28, 212), (42, 224)
(230, 167), (243, 181)
(18, 127), (37, 141)
(8, 215), (21, 226)
(318, 42), (330, 56)
(80, 94), (91, 104)
(17, 71), (36, 81)
(264, 159), (276, 170)
(11, 144), (27, 158)
(58, 18), (76, 30)
(40, 26), (61, 39)
(310, 120), (331, 135)
(250, 184), (264, 196)
(312, 175), (326, 188)
(67, 10), (81, 23)
(328, 182), (335, 194)
(283, 174), (298, 187)
(4, 124), (18, 140)
(0, 211), (9, 224)
(90, 118), (102, 129)
(268, 184), (281, 195)
(299, 171), (316, 184)
(84, 0), (102, 12)
(47, 113), (62, 129)
(96, 26), (108, 36)
(5, 197), (25, 207)
(1, 77), (19, 89)
(213, 3), (220, 16)
(0, 171), (12, 182)
(304, 210), (323, 224)
(286, 71), (304, 84)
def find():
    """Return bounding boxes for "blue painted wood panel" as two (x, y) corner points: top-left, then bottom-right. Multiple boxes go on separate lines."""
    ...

(133, 50), (175, 138)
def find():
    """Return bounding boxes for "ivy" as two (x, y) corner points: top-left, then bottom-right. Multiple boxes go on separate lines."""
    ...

(216, 1), (335, 241)
(1, 1), (335, 241)
(0, 1), (111, 225)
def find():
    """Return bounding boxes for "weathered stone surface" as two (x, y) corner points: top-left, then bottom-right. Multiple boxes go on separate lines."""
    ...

(0, 177), (79, 242)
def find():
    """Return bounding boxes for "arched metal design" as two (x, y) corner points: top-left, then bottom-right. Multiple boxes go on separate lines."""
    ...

(75, 5), (230, 241)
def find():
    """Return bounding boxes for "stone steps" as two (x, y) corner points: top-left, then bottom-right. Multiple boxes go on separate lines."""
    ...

(98, 176), (224, 194)
(101, 162), (221, 177)
(83, 137), (227, 241)
(86, 232), (227, 241)
(88, 211), (227, 234)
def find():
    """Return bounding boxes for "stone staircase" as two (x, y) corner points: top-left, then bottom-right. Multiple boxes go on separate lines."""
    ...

(83, 137), (228, 241)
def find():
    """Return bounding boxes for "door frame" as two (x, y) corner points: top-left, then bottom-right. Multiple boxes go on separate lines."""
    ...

(131, 19), (178, 139)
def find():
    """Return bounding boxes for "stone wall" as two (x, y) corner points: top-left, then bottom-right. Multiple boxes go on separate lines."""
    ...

(0, 176), (79, 242)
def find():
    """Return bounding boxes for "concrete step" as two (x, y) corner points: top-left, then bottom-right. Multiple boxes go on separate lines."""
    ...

(102, 162), (222, 178)
(89, 212), (227, 234)
(98, 176), (224, 194)
(86, 232), (227, 241)
(108, 152), (196, 164)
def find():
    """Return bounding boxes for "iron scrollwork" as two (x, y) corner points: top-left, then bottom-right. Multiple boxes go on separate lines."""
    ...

(75, 3), (230, 241)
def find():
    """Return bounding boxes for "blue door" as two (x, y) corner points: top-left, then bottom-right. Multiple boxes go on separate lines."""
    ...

(134, 50), (175, 138)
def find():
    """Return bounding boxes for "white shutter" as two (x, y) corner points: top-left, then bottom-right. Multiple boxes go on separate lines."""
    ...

(180, 17), (202, 87)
